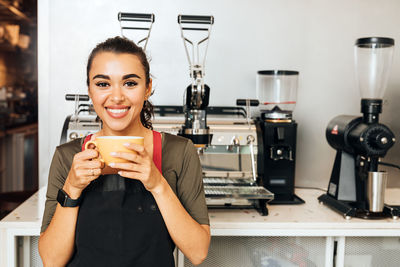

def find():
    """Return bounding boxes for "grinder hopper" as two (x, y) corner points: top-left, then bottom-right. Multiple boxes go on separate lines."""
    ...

(355, 37), (394, 100)
(256, 70), (298, 121)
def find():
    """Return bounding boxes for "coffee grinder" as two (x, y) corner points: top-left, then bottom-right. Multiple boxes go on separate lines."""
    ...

(318, 37), (400, 219)
(256, 70), (304, 204)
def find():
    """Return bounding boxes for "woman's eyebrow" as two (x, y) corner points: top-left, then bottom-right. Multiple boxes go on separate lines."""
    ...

(93, 74), (110, 80)
(122, 73), (141, 79)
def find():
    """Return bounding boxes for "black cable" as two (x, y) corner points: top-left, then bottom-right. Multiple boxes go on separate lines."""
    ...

(378, 162), (400, 170)
(295, 186), (327, 192)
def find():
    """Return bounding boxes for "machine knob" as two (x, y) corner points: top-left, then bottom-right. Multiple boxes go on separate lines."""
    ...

(354, 124), (396, 156)
(381, 137), (388, 145)
(232, 137), (240, 146)
(270, 145), (291, 160)
(246, 135), (255, 144)
(69, 132), (78, 140)
(374, 132), (394, 149)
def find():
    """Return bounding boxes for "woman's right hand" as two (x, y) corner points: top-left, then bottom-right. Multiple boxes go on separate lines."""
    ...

(63, 149), (103, 199)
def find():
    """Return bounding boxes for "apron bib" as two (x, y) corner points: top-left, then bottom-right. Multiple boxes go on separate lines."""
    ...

(68, 131), (174, 267)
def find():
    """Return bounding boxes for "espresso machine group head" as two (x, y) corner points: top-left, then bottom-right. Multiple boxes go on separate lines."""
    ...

(319, 37), (399, 219)
(177, 15), (214, 145)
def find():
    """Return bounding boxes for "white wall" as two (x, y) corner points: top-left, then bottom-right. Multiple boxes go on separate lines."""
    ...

(38, 0), (400, 189)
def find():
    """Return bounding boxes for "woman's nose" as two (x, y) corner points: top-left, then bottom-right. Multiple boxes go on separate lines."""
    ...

(110, 86), (125, 102)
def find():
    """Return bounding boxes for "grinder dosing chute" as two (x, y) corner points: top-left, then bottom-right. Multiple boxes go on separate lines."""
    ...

(319, 37), (399, 219)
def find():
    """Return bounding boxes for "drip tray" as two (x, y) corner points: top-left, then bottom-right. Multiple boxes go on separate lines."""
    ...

(204, 186), (274, 199)
(203, 177), (256, 186)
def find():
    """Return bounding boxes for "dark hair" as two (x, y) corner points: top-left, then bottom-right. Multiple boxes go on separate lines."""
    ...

(86, 36), (154, 129)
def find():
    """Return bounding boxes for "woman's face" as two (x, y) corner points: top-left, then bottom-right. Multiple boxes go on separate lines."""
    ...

(88, 52), (151, 135)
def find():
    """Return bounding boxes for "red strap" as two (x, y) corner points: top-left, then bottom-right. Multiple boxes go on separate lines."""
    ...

(82, 134), (93, 151)
(153, 131), (162, 173)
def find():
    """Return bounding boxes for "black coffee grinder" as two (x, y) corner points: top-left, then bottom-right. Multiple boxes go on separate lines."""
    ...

(255, 70), (304, 204)
(318, 37), (400, 219)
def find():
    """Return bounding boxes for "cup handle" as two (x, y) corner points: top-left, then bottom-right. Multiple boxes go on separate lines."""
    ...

(84, 140), (105, 164)
(84, 140), (97, 150)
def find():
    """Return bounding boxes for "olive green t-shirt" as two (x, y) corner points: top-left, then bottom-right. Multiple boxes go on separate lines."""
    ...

(41, 132), (209, 233)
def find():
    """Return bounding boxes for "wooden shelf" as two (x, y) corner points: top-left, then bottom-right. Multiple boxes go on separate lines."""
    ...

(0, 0), (30, 23)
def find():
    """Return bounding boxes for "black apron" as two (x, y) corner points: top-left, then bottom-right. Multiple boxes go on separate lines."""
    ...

(67, 131), (174, 267)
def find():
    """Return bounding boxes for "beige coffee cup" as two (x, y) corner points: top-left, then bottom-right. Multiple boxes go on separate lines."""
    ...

(85, 136), (144, 165)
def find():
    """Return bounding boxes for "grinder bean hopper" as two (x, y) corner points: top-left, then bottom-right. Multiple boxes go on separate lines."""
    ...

(318, 37), (400, 219)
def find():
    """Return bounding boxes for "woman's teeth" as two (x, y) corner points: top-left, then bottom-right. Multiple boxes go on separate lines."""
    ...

(107, 108), (129, 114)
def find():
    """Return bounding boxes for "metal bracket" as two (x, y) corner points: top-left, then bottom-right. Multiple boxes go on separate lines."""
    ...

(118, 12), (155, 50)
(178, 15), (214, 107)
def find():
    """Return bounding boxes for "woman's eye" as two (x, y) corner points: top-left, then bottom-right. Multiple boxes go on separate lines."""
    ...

(95, 82), (109, 87)
(124, 81), (138, 87)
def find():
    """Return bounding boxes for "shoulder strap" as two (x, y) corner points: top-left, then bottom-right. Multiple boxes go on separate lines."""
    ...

(153, 131), (162, 173)
(81, 134), (93, 151)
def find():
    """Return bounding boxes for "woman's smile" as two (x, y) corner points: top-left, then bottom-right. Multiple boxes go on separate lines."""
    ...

(105, 105), (131, 118)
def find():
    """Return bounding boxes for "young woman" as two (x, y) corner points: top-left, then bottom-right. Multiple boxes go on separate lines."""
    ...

(39, 36), (210, 267)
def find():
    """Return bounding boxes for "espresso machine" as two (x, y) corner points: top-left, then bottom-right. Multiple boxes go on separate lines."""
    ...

(251, 70), (304, 204)
(318, 37), (400, 219)
(177, 15), (214, 145)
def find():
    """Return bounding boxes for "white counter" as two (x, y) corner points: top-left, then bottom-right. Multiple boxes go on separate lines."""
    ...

(0, 186), (45, 230)
(0, 186), (45, 267)
(1, 187), (400, 267)
(208, 188), (400, 236)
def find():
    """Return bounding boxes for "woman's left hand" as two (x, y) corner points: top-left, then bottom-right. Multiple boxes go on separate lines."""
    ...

(109, 143), (163, 192)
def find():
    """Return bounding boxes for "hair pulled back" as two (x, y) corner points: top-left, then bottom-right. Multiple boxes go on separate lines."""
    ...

(86, 36), (153, 129)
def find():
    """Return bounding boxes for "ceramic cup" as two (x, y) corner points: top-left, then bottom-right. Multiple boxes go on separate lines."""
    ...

(84, 136), (144, 165)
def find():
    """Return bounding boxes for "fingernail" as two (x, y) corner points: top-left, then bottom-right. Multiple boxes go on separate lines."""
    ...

(118, 171), (123, 176)
(110, 152), (117, 156)
(109, 163), (115, 167)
